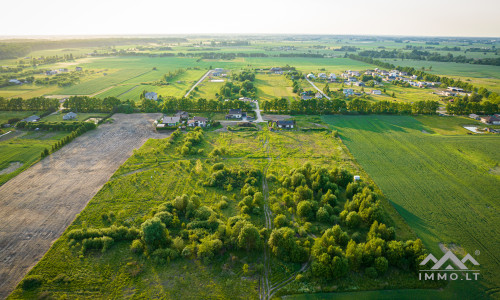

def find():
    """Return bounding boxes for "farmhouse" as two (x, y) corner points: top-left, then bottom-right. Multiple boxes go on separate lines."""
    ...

(447, 87), (464, 92)
(328, 73), (337, 81)
(275, 120), (295, 129)
(45, 70), (57, 76)
(469, 114), (480, 120)
(63, 112), (77, 120)
(187, 116), (208, 127)
(301, 95), (313, 100)
(371, 90), (382, 95)
(175, 111), (189, 120)
(226, 108), (243, 119)
(315, 92), (324, 99)
(239, 97), (254, 102)
(22, 115), (40, 122)
(162, 116), (180, 127)
(354, 82), (365, 87)
(270, 67), (283, 74)
(306, 73), (316, 79)
(480, 115), (500, 125)
(145, 92), (158, 101)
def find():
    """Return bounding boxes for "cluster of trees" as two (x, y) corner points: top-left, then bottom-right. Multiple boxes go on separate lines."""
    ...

(311, 223), (426, 279)
(160, 97), (252, 113)
(358, 49), (500, 66)
(34, 71), (83, 87)
(178, 128), (204, 155)
(17, 54), (76, 67)
(261, 97), (289, 113)
(0, 96), (58, 111)
(66, 225), (141, 254)
(63, 96), (122, 113)
(162, 68), (185, 82)
(218, 71), (256, 99)
(446, 99), (499, 115)
(204, 162), (261, 192)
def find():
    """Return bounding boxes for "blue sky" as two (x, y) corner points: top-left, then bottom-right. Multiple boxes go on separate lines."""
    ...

(1, 0), (499, 37)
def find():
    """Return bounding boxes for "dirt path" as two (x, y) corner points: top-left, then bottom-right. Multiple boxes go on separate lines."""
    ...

(0, 113), (168, 299)
(260, 136), (272, 300)
(184, 70), (212, 98)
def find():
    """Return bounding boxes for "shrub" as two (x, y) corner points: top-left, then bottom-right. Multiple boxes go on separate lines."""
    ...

(141, 217), (169, 250)
(346, 211), (361, 228)
(131, 239), (144, 254)
(375, 256), (389, 274)
(20, 275), (43, 290)
(365, 266), (378, 278)
(297, 201), (314, 221)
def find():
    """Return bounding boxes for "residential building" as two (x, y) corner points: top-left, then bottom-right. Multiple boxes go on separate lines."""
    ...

(188, 116), (208, 127)
(276, 120), (295, 129)
(162, 116), (181, 127)
(9, 79), (21, 85)
(469, 114), (480, 120)
(175, 111), (189, 120)
(371, 90), (382, 95)
(145, 92), (158, 101)
(306, 73), (316, 79)
(328, 73), (337, 81)
(63, 112), (77, 120)
(226, 109), (243, 119)
(75, 67), (83, 71)
(480, 115), (500, 125)
(318, 73), (327, 79)
(22, 115), (40, 122)
(315, 92), (324, 99)
(343, 89), (354, 96)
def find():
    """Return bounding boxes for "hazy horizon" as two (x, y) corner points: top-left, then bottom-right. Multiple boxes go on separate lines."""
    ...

(1, 0), (499, 38)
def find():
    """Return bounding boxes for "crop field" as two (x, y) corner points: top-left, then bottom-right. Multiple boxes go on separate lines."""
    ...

(323, 115), (500, 298)
(255, 74), (296, 101)
(6, 124), (449, 299)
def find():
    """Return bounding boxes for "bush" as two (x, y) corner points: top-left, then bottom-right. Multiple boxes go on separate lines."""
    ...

(375, 256), (389, 274)
(346, 211), (361, 228)
(365, 266), (378, 278)
(20, 275), (43, 290)
(131, 239), (144, 254)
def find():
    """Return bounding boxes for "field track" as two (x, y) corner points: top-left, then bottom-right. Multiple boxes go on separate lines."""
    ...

(0, 113), (166, 299)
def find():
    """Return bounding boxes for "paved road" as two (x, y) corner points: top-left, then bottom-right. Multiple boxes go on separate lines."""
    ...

(0, 113), (167, 299)
(253, 101), (265, 123)
(184, 70), (213, 98)
(304, 77), (331, 100)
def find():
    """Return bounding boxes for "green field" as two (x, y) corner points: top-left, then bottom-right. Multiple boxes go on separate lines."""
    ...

(255, 74), (296, 101)
(323, 115), (500, 298)
(0, 130), (71, 186)
(0, 111), (41, 124)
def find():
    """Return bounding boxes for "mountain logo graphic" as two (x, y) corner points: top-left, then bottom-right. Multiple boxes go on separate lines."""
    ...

(420, 251), (479, 270)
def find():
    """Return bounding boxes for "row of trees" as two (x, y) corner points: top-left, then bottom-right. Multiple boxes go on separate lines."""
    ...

(0, 96), (58, 111)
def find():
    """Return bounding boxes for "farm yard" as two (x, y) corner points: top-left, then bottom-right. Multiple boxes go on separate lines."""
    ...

(323, 115), (500, 298)
(0, 113), (167, 299)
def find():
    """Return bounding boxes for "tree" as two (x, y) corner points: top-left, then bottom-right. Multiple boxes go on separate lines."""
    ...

(374, 256), (388, 274)
(346, 240), (363, 271)
(345, 211), (361, 228)
(141, 217), (169, 251)
(238, 223), (261, 251)
(297, 201), (314, 221)
(274, 214), (288, 228)
(316, 207), (330, 223)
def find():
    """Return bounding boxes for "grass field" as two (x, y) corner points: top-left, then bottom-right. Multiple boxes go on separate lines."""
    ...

(323, 115), (500, 298)
(0, 130), (71, 186)
(0, 111), (41, 124)
(255, 74), (296, 101)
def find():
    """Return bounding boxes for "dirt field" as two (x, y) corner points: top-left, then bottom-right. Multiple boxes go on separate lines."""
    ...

(0, 113), (168, 299)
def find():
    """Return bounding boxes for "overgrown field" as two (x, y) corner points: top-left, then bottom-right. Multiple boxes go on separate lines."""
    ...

(9, 126), (444, 299)
(255, 74), (296, 101)
(323, 115), (500, 298)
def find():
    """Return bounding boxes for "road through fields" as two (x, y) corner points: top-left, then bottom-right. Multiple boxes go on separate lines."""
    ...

(0, 113), (167, 299)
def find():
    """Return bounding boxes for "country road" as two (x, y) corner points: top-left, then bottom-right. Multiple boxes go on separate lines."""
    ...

(0, 113), (168, 299)
(184, 70), (213, 98)
(304, 77), (331, 100)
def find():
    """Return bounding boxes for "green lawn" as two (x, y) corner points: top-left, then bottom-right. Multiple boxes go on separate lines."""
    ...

(0, 111), (42, 124)
(255, 74), (296, 101)
(323, 115), (500, 298)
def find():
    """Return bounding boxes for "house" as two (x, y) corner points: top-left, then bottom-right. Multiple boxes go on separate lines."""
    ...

(469, 114), (480, 120)
(9, 79), (21, 85)
(353, 175), (361, 181)
(318, 73), (327, 79)
(226, 109), (243, 119)
(63, 112), (77, 120)
(75, 67), (83, 71)
(175, 111), (189, 120)
(59, 68), (69, 73)
(270, 67), (282, 74)
(45, 70), (57, 76)
(399, 71), (408, 76)
(214, 68), (224, 73)
(238, 97), (253, 102)
(348, 70), (360, 77)
(145, 92), (158, 101)
(411, 75), (418, 79)
(480, 115), (500, 125)
(162, 116), (181, 127)
(315, 92), (324, 99)
(188, 116), (208, 127)
(379, 70), (389, 76)
(22, 115), (40, 122)
(371, 90), (382, 95)
(348, 77), (357, 82)
(328, 73), (337, 81)
(301, 95), (313, 100)
(343, 89), (354, 96)
(447, 87), (464, 92)
(354, 82), (365, 87)
(441, 91), (456, 97)
(276, 120), (295, 129)
(306, 73), (316, 79)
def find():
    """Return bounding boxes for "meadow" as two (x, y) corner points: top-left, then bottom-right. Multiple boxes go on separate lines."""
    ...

(323, 115), (500, 298)
(254, 74), (296, 101)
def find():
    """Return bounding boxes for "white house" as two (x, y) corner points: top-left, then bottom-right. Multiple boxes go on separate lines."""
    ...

(343, 89), (354, 96)
(306, 73), (316, 79)
(162, 116), (180, 127)
(63, 112), (77, 120)
(328, 73), (337, 81)
(188, 116), (208, 127)
(226, 109), (243, 119)
(9, 79), (21, 85)
(145, 92), (158, 101)
(469, 114), (480, 120)
(315, 92), (324, 99)
(371, 90), (382, 95)
(318, 73), (327, 79)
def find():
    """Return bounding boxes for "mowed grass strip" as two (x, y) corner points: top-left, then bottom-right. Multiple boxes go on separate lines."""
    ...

(323, 115), (500, 295)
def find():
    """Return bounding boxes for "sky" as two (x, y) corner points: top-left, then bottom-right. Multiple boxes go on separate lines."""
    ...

(1, 0), (499, 37)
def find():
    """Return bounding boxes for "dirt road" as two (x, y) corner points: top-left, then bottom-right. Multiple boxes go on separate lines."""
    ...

(0, 113), (166, 299)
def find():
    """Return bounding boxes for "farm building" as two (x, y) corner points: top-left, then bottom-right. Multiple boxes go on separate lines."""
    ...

(354, 175), (361, 181)
(226, 109), (243, 119)
(275, 120), (295, 129)
(354, 82), (365, 87)
(480, 115), (500, 125)
(22, 115), (40, 122)
(145, 92), (158, 101)
(269, 67), (283, 74)
(469, 114), (480, 120)
(162, 116), (180, 127)
(239, 97), (254, 102)
(63, 112), (77, 120)
(371, 90), (382, 95)
(175, 111), (189, 120)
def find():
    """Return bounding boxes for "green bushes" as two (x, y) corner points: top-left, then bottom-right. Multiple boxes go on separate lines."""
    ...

(82, 236), (114, 254)
(20, 275), (44, 290)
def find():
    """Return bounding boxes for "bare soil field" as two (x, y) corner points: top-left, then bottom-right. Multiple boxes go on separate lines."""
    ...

(0, 113), (168, 299)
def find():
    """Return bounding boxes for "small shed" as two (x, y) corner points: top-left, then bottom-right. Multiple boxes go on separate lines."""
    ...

(353, 175), (361, 182)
